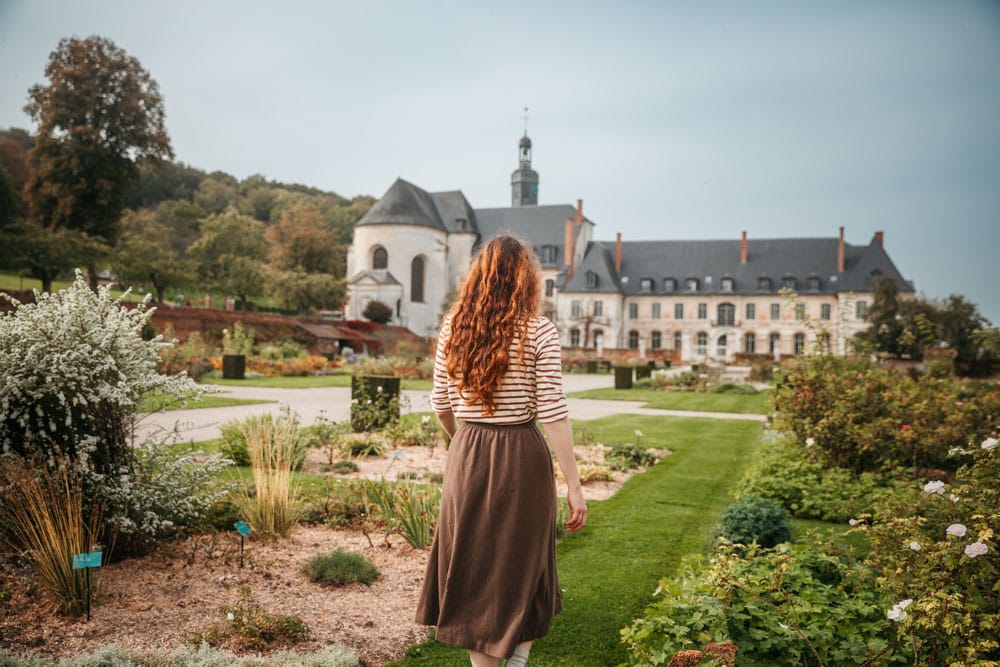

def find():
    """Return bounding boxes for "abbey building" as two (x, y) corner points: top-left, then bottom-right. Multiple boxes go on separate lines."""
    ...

(345, 134), (913, 362)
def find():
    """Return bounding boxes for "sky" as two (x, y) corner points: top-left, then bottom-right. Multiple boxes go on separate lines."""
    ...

(1, 1), (998, 324)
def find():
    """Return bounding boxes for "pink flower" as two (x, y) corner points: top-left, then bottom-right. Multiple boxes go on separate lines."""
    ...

(849, 518), (859, 526)
(901, 424), (911, 431)
(946, 523), (967, 538)
(965, 542), (989, 558)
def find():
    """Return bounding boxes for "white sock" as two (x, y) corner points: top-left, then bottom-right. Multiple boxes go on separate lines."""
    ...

(506, 646), (530, 666)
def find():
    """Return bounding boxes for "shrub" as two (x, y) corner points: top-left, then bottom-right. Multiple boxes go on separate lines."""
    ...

(710, 383), (758, 395)
(304, 412), (350, 465)
(578, 462), (614, 484)
(716, 496), (791, 548)
(220, 410), (310, 470)
(340, 434), (384, 458)
(607, 444), (660, 471)
(361, 299), (392, 324)
(299, 479), (367, 528)
(192, 586), (310, 652)
(332, 460), (359, 475)
(0, 273), (205, 552)
(384, 416), (440, 449)
(221, 322), (255, 355)
(235, 411), (303, 538)
(302, 549), (380, 587)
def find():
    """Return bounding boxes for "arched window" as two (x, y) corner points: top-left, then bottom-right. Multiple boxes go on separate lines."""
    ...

(569, 328), (580, 348)
(696, 332), (708, 356)
(716, 334), (727, 359)
(628, 330), (639, 349)
(717, 303), (735, 326)
(372, 246), (388, 270)
(651, 331), (662, 349)
(410, 256), (425, 302)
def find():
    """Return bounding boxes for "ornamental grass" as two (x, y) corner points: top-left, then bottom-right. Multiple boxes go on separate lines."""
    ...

(236, 412), (302, 538)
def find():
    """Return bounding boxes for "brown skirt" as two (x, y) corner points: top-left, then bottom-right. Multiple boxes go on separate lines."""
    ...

(415, 420), (562, 659)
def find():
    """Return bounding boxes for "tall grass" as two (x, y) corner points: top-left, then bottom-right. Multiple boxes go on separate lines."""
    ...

(0, 457), (108, 615)
(236, 413), (302, 538)
(362, 478), (440, 548)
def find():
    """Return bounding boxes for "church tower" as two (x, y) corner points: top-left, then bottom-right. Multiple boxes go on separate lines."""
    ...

(511, 116), (539, 207)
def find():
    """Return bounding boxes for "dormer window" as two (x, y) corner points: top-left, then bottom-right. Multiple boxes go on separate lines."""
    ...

(781, 276), (797, 291)
(685, 277), (699, 292)
(663, 277), (677, 292)
(639, 278), (654, 293)
(540, 245), (557, 264)
(720, 277), (735, 292)
(757, 276), (772, 291)
(807, 276), (821, 291)
(585, 271), (599, 289)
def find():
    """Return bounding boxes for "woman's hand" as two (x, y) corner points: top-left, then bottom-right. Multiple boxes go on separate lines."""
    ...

(565, 484), (587, 533)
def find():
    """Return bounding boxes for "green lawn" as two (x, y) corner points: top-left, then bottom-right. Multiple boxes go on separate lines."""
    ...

(202, 374), (433, 391)
(389, 414), (764, 666)
(0, 271), (147, 302)
(139, 393), (273, 412)
(567, 387), (771, 414)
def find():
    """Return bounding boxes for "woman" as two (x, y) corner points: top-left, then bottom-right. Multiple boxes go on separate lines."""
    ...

(416, 234), (587, 667)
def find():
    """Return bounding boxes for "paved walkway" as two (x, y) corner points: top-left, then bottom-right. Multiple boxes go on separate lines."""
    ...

(136, 373), (765, 444)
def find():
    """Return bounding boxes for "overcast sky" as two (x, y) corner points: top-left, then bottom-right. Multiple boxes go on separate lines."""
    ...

(1, 1), (998, 323)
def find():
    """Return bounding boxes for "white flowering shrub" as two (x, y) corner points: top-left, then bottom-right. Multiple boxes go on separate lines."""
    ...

(0, 272), (216, 550)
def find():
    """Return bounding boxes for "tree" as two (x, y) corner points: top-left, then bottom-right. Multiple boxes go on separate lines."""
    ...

(268, 270), (346, 313)
(1, 220), (84, 292)
(24, 36), (172, 288)
(188, 209), (267, 304)
(267, 203), (344, 275)
(857, 277), (905, 357)
(0, 164), (16, 230)
(113, 209), (194, 303)
(363, 300), (393, 324)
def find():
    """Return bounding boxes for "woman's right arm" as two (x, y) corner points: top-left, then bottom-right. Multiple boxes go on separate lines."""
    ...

(541, 417), (587, 533)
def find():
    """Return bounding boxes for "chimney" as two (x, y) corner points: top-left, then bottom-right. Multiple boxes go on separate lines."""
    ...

(576, 199), (583, 227)
(615, 232), (622, 272)
(873, 230), (884, 246)
(564, 218), (576, 281)
(837, 226), (845, 273)
(740, 230), (748, 264)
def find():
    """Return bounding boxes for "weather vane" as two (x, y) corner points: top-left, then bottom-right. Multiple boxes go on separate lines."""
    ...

(522, 106), (529, 135)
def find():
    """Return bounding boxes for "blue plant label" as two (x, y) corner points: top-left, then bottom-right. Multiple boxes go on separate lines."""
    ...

(71, 551), (103, 570)
(234, 520), (252, 536)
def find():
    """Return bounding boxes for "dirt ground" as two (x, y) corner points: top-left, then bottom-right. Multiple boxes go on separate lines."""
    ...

(0, 444), (664, 666)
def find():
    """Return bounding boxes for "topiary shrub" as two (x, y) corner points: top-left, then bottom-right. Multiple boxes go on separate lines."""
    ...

(717, 496), (791, 548)
(302, 549), (380, 587)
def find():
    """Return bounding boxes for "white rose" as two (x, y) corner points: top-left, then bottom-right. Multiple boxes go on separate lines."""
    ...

(965, 542), (988, 558)
(945, 523), (967, 538)
(922, 480), (946, 495)
(981, 437), (998, 451)
(908, 541), (921, 552)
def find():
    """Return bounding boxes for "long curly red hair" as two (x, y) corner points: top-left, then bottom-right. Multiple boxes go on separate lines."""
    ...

(444, 234), (541, 414)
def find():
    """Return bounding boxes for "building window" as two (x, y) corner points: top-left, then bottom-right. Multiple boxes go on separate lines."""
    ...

(674, 331), (682, 350)
(585, 271), (599, 289)
(628, 330), (639, 349)
(663, 277), (677, 292)
(782, 276), (797, 291)
(746, 303), (756, 320)
(545, 279), (555, 298)
(720, 277), (734, 292)
(770, 303), (781, 320)
(808, 276), (821, 291)
(716, 334), (727, 359)
(744, 332), (756, 355)
(594, 300), (603, 317)
(651, 331), (661, 349)
(820, 303), (831, 320)
(757, 276), (772, 291)
(794, 333), (806, 355)
(696, 332), (708, 356)
(540, 245), (557, 264)
(674, 303), (684, 320)
(628, 303), (639, 319)
(698, 303), (708, 319)
(717, 303), (735, 326)
(639, 278), (654, 293)
(686, 277), (699, 292)
(410, 256), (425, 302)
(571, 300), (581, 317)
(769, 332), (781, 355)
(652, 303), (661, 319)
(794, 303), (805, 321)
(570, 328), (580, 348)
(372, 246), (388, 270)
(856, 300), (869, 319)
(593, 329), (603, 349)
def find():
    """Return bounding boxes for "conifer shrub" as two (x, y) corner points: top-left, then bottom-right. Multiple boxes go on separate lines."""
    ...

(302, 549), (380, 587)
(716, 496), (791, 548)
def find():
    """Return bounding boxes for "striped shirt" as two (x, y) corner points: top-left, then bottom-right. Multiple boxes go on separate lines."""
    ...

(430, 315), (569, 424)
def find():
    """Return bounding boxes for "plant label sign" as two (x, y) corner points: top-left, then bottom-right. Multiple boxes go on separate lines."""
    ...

(234, 520), (252, 536)
(71, 551), (103, 570)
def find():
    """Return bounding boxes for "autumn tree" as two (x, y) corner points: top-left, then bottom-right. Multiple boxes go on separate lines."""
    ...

(188, 209), (267, 305)
(267, 203), (344, 275)
(24, 36), (172, 288)
(113, 209), (194, 302)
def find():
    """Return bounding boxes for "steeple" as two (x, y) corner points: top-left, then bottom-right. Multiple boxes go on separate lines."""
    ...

(511, 107), (539, 207)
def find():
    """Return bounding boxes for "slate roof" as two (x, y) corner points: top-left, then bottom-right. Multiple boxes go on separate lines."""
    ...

(347, 270), (402, 286)
(355, 178), (448, 231)
(563, 236), (914, 295)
